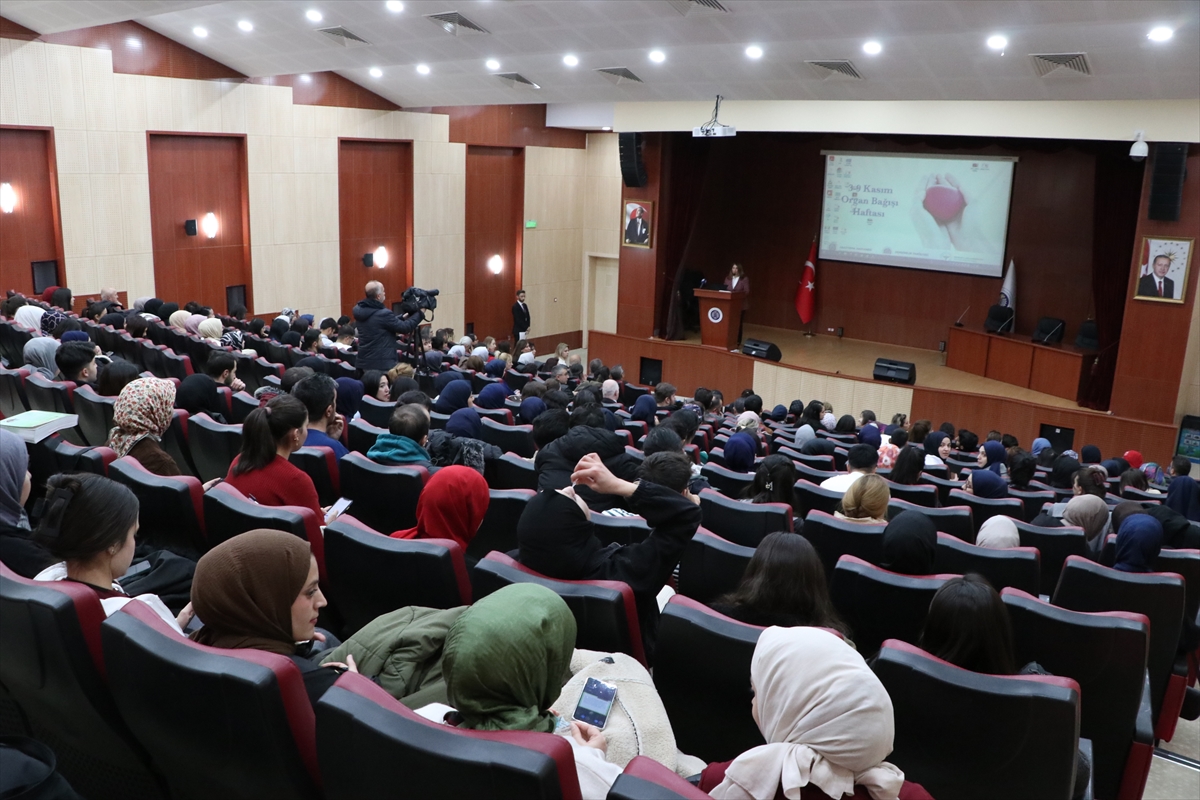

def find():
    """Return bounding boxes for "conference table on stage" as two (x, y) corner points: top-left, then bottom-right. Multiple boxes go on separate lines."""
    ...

(946, 326), (1095, 402)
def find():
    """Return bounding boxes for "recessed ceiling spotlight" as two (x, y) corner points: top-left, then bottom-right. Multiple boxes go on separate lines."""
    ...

(862, 40), (882, 55)
(563, 54), (579, 67)
(1147, 26), (1174, 42)
(299, 74), (312, 83)
(369, 67), (383, 78)
(986, 34), (1008, 51)
(192, 26), (208, 38)
(745, 45), (763, 59)
(486, 58), (500, 70)
(416, 63), (431, 75)
(649, 50), (666, 63)
(602, 126), (612, 131)
(386, 0), (404, 11)
(306, 9), (323, 23)
(237, 20), (253, 32)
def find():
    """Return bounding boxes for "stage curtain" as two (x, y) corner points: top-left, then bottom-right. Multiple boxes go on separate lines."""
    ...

(660, 135), (711, 339)
(1079, 153), (1144, 410)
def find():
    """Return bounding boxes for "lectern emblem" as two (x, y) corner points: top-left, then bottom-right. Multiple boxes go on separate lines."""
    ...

(707, 308), (723, 324)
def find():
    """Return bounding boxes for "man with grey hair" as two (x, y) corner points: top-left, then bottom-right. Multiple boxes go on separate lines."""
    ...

(352, 280), (420, 371)
(602, 379), (621, 404)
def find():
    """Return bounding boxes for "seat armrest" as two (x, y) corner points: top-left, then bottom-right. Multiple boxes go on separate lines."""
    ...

(1078, 738), (1094, 800)
(1135, 670), (1154, 746)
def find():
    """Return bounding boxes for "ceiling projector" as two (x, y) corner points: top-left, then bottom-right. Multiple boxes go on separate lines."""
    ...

(693, 94), (736, 138)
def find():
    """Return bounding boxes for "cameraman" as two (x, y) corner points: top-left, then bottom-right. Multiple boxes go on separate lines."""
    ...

(352, 280), (421, 372)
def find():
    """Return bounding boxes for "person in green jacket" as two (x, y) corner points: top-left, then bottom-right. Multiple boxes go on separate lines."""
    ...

(368, 403), (434, 470)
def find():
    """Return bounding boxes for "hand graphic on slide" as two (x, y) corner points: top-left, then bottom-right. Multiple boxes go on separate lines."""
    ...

(911, 174), (953, 250)
(913, 173), (997, 254)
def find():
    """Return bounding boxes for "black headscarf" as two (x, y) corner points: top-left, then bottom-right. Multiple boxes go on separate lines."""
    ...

(1080, 445), (1102, 464)
(392, 377), (419, 397)
(433, 370), (467, 396)
(880, 511), (937, 575)
(799, 438), (837, 456)
(156, 301), (179, 321)
(1049, 455), (1082, 489)
(517, 489), (611, 580)
(281, 331), (302, 348)
(269, 318), (290, 341)
(143, 298), (164, 317)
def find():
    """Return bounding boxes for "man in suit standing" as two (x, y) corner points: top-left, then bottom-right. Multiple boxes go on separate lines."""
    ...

(1137, 255), (1176, 299)
(512, 289), (531, 344)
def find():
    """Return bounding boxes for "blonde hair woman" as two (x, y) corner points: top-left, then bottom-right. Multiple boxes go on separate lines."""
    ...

(836, 474), (890, 525)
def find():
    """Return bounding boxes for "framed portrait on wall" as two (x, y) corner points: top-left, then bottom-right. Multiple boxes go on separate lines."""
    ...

(1133, 236), (1193, 304)
(623, 201), (653, 249)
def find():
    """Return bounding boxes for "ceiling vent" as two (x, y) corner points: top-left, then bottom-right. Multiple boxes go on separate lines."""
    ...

(426, 11), (490, 36)
(496, 72), (540, 89)
(805, 60), (864, 80)
(668, 0), (729, 15)
(1030, 52), (1092, 77)
(595, 67), (643, 85)
(316, 26), (371, 47)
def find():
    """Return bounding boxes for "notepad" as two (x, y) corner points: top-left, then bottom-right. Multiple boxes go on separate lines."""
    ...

(0, 410), (79, 443)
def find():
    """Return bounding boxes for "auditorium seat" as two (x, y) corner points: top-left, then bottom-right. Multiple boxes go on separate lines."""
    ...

(0, 564), (167, 799)
(101, 601), (321, 800)
(474, 407), (514, 426)
(793, 461), (839, 484)
(358, 395), (395, 428)
(830, 446), (849, 472)
(933, 532), (1040, 595)
(1154, 549), (1200, 667)
(185, 413), (243, 483)
(802, 510), (886, 577)
(677, 530), (754, 604)
(228, 390), (260, 424)
(159, 349), (193, 381)
(0, 365), (30, 418)
(480, 417), (536, 458)
(501, 369), (530, 394)
(1009, 488), (1057, 522)
(872, 639), (1081, 800)
(622, 419), (648, 440)
(203, 483), (325, 578)
(429, 411), (451, 430)
(316, 672), (582, 800)
(792, 479), (843, 516)
(830, 556), (952, 657)
(468, 488), (534, 562)
(885, 481), (938, 508)
(24, 375), (83, 443)
(347, 417), (385, 454)
(71, 384), (116, 447)
(160, 409), (197, 476)
(621, 383), (650, 407)
(339, 453), (427, 534)
(289, 446), (341, 507)
(43, 435), (116, 477)
(323, 516), (471, 636)
(109, 456), (206, 557)
(1120, 487), (1162, 504)
(948, 489), (1024, 536)
(1052, 556), (1187, 742)
(698, 489), (792, 547)
(608, 757), (713, 800)
(888, 500), (974, 542)
(139, 341), (167, 378)
(1016, 521), (1087, 594)
(791, 452), (837, 472)
(590, 511), (651, 546)
(490, 452), (538, 490)
(473, 552), (646, 665)
(1002, 588), (1154, 800)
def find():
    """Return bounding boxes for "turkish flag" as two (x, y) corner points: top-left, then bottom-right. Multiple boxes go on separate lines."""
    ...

(795, 240), (817, 324)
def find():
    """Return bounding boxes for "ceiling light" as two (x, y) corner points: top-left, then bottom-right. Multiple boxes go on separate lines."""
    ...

(563, 54), (579, 67)
(745, 45), (763, 59)
(201, 212), (218, 239)
(602, 126), (612, 131)
(862, 41), (882, 55)
(986, 34), (1008, 51)
(485, 58), (500, 70)
(0, 183), (15, 214)
(237, 20), (253, 32)
(192, 26), (208, 38)
(1130, 130), (1148, 161)
(299, 74), (312, 83)
(1147, 26), (1173, 42)
(416, 63), (430, 75)
(369, 67), (383, 78)
(306, 9), (323, 23)
(374, 246), (389, 268)
(649, 50), (666, 63)
(386, 0), (404, 11)
(487, 255), (503, 275)
(126, 36), (142, 49)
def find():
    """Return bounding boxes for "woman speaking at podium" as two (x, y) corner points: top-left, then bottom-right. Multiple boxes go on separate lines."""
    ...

(723, 263), (750, 344)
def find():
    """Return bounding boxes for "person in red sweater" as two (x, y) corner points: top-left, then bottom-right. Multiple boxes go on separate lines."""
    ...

(224, 395), (322, 520)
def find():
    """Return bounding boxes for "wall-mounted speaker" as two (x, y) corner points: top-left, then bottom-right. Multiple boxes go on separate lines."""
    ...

(1148, 143), (1187, 222)
(619, 132), (648, 188)
(742, 338), (782, 362)
(873, 358), (916, 385)
(184, 219), (198, 236)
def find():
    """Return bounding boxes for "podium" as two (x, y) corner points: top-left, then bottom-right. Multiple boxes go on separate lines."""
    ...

(694, 289), (739, 351)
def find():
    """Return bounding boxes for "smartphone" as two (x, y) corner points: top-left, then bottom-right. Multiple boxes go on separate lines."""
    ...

(571, 678), (618, 730)
(324, 497), (352, 525)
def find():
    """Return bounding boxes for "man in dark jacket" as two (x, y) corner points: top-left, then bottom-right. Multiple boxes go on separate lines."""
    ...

(535, 408), (643, 512)
(511, 289), (531, 344)
(352, 281), (420, 372)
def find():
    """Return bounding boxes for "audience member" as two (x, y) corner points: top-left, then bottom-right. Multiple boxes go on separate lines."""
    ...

(361, 370), (393, 403)
(390, 466), (488, 557)
(531, 408), (570, 451)
(1007, 451), (1038, 490)
(877, 428), (904, 469)
(108, 378), (184, 477)
(630, 394), (658, 428)
(964, 468), (1008, 499)
(836, 473), (889, 525)
(956, 429), (979, 454)
(888, 446), (925, 486)
(742, 454), (797, 508)
(292, 374), (348, 460)
(473, 383), (508, 410)
(723, 432), (758, 474)
(820, 444), (878, 493)
(922, 431), (951, 469)
(972, 440), (1006, 476)
(224, 395), (322, 519)
(334, 377), (364, 420)
(13, 304), (44, 333)
(96, 359), (140, 397)
(1047, 455), (1082, 490)
(909, 419), (932, 447)
(426, 408), (502, 474)
(0, 429), (54, 578)
(353, 281), (419, 371)
(975, 515), (1021, 549)
(919, 574), (1015, 674)
(433, 380), (472, 415)
(1122, 450), (1144, 470)
(1113, 514), (1164, 573)
(367, 404), (433, 468)
(1166, 457), (1200, 522)
(175, 353), (242, 423)
(54, 342), (98, 386)
(880, 512), (937, 575)
(22, 335), (59, 379)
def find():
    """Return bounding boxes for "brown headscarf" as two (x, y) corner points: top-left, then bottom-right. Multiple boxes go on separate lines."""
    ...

(190, 529), (312, 656)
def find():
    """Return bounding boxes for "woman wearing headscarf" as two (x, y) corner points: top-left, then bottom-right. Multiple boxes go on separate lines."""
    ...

(424, 349), (444, 373)
(108, 378), (183, 476)
(1112, 514), (1164, 573)
(153, 301), (178, 322)
(880, 511), (937, 575)
(143, 298), (165, 319)
(735, 410), (760, 437)
(132, 297), (151, 313)
(473, 383), (508, 410)
(1122, 450), (1144, 470)
(519, 396), (547, 425)
(701, 626), (928, 800)
(1079, 444), (1102, 465)
(433, 380), (472, 415)
(440, 584), (622, 796)
(183, 314), (205, 336)
(723, 432), (757, 474)
(975, 515), (1020, 549)
(0, 429), (54, 577)
(391, 466), (488, 556)
(432, 369), (464, 397)
(858, 423), (882, 449)
(922, 431), (951, 469)
(167, 309), (189, 332)
(220, 326), (247, 352)
(267, 316), (290, 341)
(1165, 467), (1200, 522)
(21, 336), (60, 379)
(484, 358), (506, 378)
(976, 440), (1007, 477)
(445, 407), (483, 440)
(391, 376), (419, 398)
(49, 287), (72, 311)
(964, 468), (1008, 499)
(197, 317), (224, 342)
(335, 377), (364, 420)
(1031, 438), (1053, 460)
(630, 394), (658, 428)
(1061, 494), (1112, 558)
(13, 304), (45, 334)
(39, 307), (67, 336)
(1048, 455), (1082, 490)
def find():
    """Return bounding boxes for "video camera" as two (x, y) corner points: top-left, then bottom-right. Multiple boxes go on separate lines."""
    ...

(400, 287), (440, 315)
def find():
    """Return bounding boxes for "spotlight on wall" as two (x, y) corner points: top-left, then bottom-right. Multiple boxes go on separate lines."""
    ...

(487, 254), (503, 274)
(184, 219), (198, 236)
(201, 212), (219, 238)
(0, 183), (15, 213)
(1130, 130), (1148, 161)
(364, 245), (389, 268)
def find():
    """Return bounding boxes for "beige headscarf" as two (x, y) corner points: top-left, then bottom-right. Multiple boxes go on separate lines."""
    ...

(197, 318), (224, 341)
(168, 310), (191, 331)
(1062, 494), (1109, 541)
(975, 515), (1020, 549)
(736, 410), (760, 433)
(710, 627), (905, 800)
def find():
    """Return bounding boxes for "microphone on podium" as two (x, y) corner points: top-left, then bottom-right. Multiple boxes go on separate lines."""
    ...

(953, 306), (970, 327)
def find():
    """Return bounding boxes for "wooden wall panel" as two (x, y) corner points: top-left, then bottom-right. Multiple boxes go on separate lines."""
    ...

(466, 145), (523, 340)
(0, 126), (63, 296)
(527, 330), (583, 356)
(40, 21), (245, 80)
(588, 331), (756, 400)
(428, 105), (586, 149)
(147, 134), (250, 314)
(0, 16), (39, 41)
(617, 133), (662, 339)
(338, 139), (413, 317)
(249, 73), (399, 111)
(1110, 144), (1200, 423)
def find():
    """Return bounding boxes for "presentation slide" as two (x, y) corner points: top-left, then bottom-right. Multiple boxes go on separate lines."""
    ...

(818, 151), (1016, 277)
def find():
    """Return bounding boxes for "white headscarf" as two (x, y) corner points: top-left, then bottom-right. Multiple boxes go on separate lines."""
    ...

(518, 351), (536, 366)
(459, 336), (473, 347)
(821, 412), (837, 431)
(471, 346), (488, 358)
(710, 627), (905, 800)
(975, 516), (1020, 549)
(14, 305), (45, 335)
(736, 410), (760, 432)
(448, 345), (467, 359)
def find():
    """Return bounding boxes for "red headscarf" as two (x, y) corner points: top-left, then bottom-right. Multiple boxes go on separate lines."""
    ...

(1123, 450), (1143, 470)
(390, 466), (489, 550)
(41, 286), (59, 303)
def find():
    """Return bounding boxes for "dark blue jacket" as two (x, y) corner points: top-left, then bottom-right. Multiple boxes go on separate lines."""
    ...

(352, 298), (418, 371)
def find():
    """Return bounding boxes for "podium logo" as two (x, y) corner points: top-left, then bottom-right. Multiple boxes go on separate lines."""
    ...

(707, 307), (724, 324)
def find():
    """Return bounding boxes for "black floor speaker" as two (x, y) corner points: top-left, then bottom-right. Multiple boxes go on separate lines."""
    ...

(742, 339), (782, 362)
(873, 358), (916, 385)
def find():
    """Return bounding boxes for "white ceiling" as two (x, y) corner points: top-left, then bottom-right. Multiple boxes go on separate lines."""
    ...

(3, 0), (1198, 108)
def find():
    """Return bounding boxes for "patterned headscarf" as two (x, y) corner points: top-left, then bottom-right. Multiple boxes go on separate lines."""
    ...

(108, 378), (176, 458)
(40, 307), (67, 335)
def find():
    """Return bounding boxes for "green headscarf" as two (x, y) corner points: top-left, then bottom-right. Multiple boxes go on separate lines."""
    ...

(443, 583), (576, 733)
